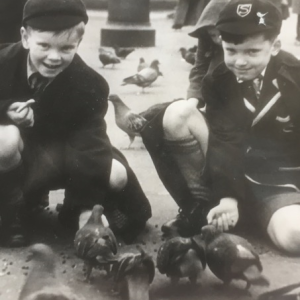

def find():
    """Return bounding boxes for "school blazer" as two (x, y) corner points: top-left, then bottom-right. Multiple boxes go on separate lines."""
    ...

(203, 50), (300, 202)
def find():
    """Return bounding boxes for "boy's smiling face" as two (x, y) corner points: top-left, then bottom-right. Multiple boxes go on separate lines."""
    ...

(21, 25), (83, 78)
(222, 33), (281, 81)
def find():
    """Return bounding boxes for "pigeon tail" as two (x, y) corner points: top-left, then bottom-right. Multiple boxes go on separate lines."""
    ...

(244, 265), (270, 286)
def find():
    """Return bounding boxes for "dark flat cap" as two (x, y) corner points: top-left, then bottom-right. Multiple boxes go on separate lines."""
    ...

(216, 0), (282, 35)
(23, 0), (88, 31)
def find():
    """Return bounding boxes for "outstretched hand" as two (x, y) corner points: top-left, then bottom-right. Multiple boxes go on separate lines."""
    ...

(7, 99), (35, 127)
(207, 197), (239, 232)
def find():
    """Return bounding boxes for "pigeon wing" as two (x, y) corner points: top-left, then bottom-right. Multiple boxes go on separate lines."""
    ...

(126, 112), (147, 132)
(138, 68), (157, 82)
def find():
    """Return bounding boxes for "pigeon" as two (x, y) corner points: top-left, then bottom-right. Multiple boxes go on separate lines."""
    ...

(108, 94), (147, 148)
(198, 225), (269, 289)
(99, 48), (121, 68)
(188, 45), (198, 53)
(19, 244), (82, 300)
(74, 204), (118, 280)
(179, 47), (196, 65)
(258, 282), (300, 300)
(156, 236), (206, 285)
(113, 245), (155, 300)
(122, 59), (162, 93)
(113, 45), (135, 59)
(137, 57), (148, 72)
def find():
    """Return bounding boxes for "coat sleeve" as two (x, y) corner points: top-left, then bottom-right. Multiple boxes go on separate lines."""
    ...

(203, 75), (246, 203)
(187, 37), (210, 106)
(64, 77), (113, 197)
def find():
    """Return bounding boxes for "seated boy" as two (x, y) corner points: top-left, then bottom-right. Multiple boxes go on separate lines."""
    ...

(0, 0), (151, 247)
(142, 0), (300, 254)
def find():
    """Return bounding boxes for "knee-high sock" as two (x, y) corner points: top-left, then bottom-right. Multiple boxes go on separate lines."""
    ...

(164, 136), (209, 211)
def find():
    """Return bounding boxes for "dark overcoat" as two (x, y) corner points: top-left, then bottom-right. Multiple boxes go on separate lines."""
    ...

(0, 43), (151, 224)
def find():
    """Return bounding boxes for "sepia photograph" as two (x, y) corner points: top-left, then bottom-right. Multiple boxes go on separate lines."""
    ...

(0, 0), (300, 299)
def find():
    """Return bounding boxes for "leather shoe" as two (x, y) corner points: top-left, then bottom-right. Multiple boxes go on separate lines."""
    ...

(162, 204), (208, 237)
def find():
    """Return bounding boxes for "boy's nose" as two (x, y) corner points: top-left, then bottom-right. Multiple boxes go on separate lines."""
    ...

(235, 56), (248, 67)
(47, 50), (61, 61)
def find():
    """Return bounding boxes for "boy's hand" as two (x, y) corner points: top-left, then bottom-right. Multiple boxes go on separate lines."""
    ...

(7, 100), (35, 127)
(207, 197), (239, 232)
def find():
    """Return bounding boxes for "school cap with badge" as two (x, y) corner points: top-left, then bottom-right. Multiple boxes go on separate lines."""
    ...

(22, 0), (88, 31)
(216, 0), (282, 35)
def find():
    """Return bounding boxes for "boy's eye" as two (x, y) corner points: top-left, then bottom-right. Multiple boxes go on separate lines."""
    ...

(248, 49), (260, 55)
(38, 43), (49, 49)
(62, 45), (75, 52)
(226, 48), (236, 55)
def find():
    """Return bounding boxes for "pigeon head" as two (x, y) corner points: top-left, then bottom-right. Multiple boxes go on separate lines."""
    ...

(27, 243), (54, 261)
(150, 60), (160, 73)
(140, 57), (145, 63)
(108, 94), (121, 103)
(87, 204), (104, 225)
(27, 244), (56, 272)
(179, 47), (187, 55)
(150, 59), (159, 67)
(201, 225), (220, 242)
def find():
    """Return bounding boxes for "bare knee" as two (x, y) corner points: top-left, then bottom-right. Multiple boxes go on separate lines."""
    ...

(109, 159), (128, 192)
(163, 100), (200, 140)
(0, 125), (23, 171)
(267, 205), (300, 255)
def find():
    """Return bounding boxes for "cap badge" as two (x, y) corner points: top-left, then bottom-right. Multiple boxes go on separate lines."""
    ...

(237, 4), (252, 17)
(257, 12), (268, 26)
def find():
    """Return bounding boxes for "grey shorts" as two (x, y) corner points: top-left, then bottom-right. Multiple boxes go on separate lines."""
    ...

(246, 182), (300, 230)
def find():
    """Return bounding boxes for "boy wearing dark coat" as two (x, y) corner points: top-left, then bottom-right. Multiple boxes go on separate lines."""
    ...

(0, 0), (151, 247)
(142, 0), (300, 254)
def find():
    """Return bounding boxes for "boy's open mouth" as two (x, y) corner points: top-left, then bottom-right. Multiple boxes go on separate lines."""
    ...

(43, 62), (61, 69)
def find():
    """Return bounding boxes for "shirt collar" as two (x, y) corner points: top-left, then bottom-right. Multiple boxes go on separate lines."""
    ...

(27, 54), (38, 83)
(27, 54), (54, 88)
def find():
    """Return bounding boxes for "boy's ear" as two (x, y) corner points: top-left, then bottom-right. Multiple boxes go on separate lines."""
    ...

(271, 39), (281, 57)
(21, 27), (30, 49)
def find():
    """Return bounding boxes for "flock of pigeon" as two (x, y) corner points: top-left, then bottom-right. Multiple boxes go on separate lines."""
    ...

(17, 204), (300, 300)
(98, 45), (196, 94)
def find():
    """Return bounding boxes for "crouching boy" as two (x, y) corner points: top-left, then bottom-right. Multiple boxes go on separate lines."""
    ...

(0, 0), (151, 247)
(142, 0), (300, 254)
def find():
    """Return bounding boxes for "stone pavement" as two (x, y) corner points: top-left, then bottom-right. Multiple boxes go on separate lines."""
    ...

(1, 10), (300, 300)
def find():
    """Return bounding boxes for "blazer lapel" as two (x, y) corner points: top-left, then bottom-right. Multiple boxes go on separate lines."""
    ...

(252, 78), (281, 126)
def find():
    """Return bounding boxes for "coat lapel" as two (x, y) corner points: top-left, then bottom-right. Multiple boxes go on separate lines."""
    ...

(252, 78), (281, 126)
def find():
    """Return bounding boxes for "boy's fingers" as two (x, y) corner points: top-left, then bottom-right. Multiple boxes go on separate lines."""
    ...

(212, 219), (217, 228)
(16, 99), (35, 113)
(207, 206), (220, 224)
(222, 213), (229, 231)
(217, 216), (223, 231)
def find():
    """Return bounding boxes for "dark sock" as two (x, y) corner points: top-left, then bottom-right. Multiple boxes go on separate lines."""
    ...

(164, 136), (210, 223)
(164, 136), (209, 199)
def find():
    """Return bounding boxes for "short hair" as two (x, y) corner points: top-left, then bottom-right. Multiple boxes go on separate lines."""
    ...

(220, 29), (279, 45)
(26, 21), (85, 39)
